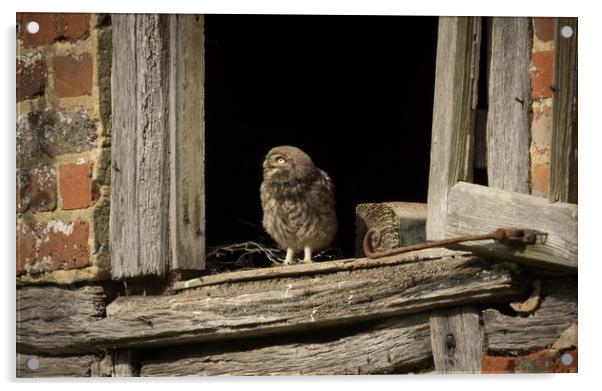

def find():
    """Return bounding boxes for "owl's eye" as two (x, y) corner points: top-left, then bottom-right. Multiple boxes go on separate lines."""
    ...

(276, 156), (286, 165)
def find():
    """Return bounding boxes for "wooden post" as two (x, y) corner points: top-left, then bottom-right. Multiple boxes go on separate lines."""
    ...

(168, 14), (206, 273)
(486, 18), (532, 193)
(111, 14), (206, 279)
(112, 350), (137, 377)
(425, 16), (483, 374)
(549, 18), (578, 204)
(426, 17), (481, 240)
(110, 14), (171, 278)
(429, 307), (485, 373)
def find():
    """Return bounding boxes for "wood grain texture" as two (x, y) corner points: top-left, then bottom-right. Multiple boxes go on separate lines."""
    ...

(445, 181), (577, 271)
(112, 350), (136, 377)
(173, 248), (459, 291)
(355, 202), (427, 257)
(16, 285), (106, 355)
(19, 254), (521, 355)
(549, 17), (578, 204)
(90, 355), (114, 377)
(169, 14), (206, 271)
(16, 353), (99, 378)
(487, 17), (532, 193)
(430, 307), (485, 373)
(483, 277), (577, 354)
(140, 315), (433, 376)
(427, 17), (481, 240)
(552, 323), (577, 350)
(110, 14), (171, 278)
(88, 254), (521, 352)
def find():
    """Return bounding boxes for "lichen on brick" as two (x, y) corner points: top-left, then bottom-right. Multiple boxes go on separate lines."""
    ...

(17, 105), (97, 167)
(95, 148), (111, 186)
(93, 192), (111, 269)
(16, 164), (57, 213)
(97, 25), (112, 142)
(17, 54), (47, 102)
(17, 218), (91, 275)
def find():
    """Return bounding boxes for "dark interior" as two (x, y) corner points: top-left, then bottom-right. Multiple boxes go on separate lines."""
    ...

(204, 14), (439, 262)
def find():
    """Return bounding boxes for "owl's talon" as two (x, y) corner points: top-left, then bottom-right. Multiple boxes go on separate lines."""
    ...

(301, 258), (313, 264)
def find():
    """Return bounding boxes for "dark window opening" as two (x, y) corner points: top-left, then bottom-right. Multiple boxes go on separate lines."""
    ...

(473, 16), (491, 187)
(204, 14), (439, 267)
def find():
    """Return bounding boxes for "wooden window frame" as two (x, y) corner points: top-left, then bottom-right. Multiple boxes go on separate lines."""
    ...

(427, 17), (577, 272)
(110, 14), (205, 280)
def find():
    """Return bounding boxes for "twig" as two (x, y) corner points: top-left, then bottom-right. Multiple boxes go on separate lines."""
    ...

(207, 241), (284, 265)
(207, 241), (340, 266)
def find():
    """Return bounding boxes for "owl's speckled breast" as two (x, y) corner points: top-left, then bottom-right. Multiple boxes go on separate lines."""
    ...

(260, 167), (337, 251)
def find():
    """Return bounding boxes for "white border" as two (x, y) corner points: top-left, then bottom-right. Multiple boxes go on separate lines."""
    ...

(2, 1), (601, 390)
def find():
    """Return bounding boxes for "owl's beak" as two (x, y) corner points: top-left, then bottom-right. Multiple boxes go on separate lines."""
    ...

(262, 158), (277, 176)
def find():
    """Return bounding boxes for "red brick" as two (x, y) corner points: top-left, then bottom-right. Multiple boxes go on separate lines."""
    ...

(531, 163), (550, 197)
(53, 53), (93, 97)
(555, 349), (578, 373)
(516, 350), (559, 373)
(39, 219), (91, 271)
(16, 222), (37, 275)
(531, 105), (552, 150)
(16, 169), (30, 214)
(481, 356), (518, 374)
(17, 219), (91, 274)
(59, 162), (97, 210)
(533, 18), (556, 42)
(17, 58), (47, 102)
(17, 106), (98, 159)
(17, 13), (62, 47)
(17, 13), (90, 48)
(61, 14), (91, 42)
(531, 50), (555, 98)
(16, 165), (57, 213)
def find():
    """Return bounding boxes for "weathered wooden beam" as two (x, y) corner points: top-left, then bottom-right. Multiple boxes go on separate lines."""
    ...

(549, 18), (578, 204)
(487, 17), (532, 193)
(427, 16), (481, 240)
(110, 14), (171, 278)
(140, 315), (433, 376)
(88, 254), (522, 352)
(483, 277), (577, 354)
(445, 181), (577, 271)
(173, 248), (457, 291)
(16, 353), (101, 378)
(429, 306), (485, 373)
(552, 323), (578, 351)
(19, 253), (523, 354)
(168, 14), (206, 272)
(355, 202), (427, 257)
(17, 285), (106, 355)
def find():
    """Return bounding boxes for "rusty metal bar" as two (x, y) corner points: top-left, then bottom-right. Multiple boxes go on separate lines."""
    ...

(363, 228), (546, 259)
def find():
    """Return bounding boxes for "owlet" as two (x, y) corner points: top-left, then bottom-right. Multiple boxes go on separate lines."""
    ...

(260, 145), (337, 264)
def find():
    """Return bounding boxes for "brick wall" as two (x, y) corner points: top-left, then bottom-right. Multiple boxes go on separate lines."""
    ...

(529, 17), (555, 197)
(16, 13), (112, 284)
(481, 349), (577, 374)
